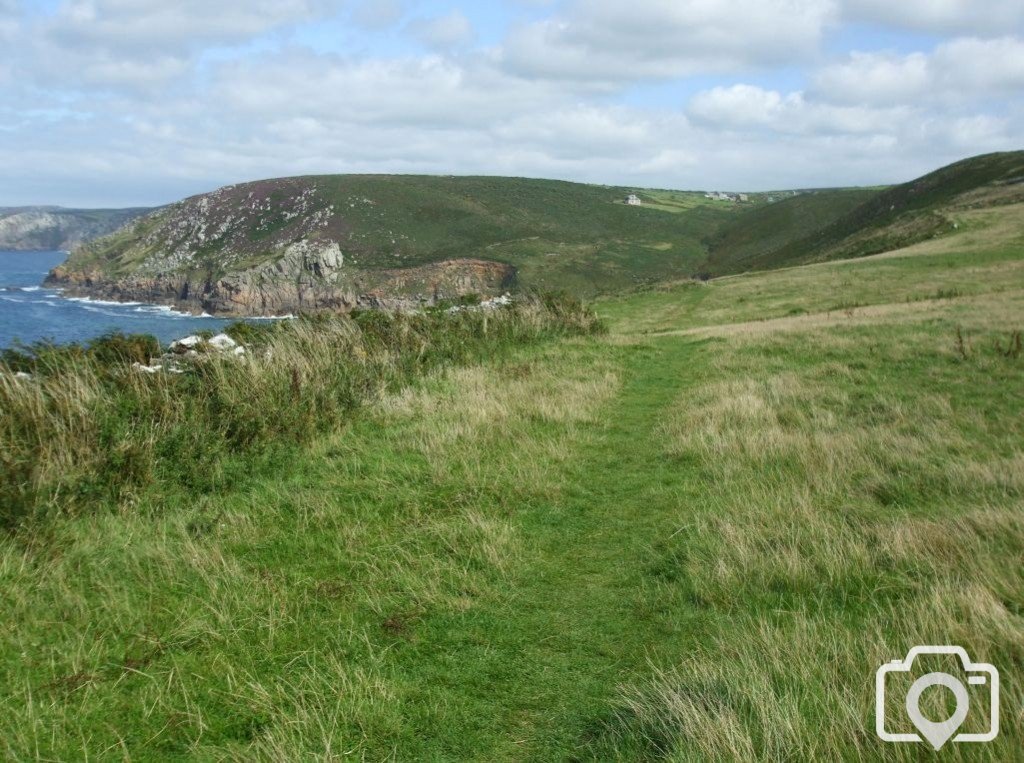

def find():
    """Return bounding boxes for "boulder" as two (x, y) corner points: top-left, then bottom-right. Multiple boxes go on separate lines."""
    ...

(169, 335), (203, 352)
(208, 333), (237, 351)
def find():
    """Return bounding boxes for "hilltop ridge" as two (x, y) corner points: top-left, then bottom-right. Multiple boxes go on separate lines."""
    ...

(46, 176), (742, 315)
(704, 150), (1024, 273)
(43, 152), (1024, 314)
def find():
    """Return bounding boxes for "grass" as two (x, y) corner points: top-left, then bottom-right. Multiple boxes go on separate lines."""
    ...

(55, 153), (1023, 309)
(702, 188), (877, 273)
(0, 295), (602, 530)
(1, 202), (1022, 759)
(743, 150), (1024, 271)
(599, 200), (1024, 336)
(63, 176), (745, 298)
(585, 304), (1023, 759)
(698, 150), (1024, 275)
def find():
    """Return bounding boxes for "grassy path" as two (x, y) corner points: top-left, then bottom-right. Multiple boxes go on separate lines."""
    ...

(376, 337), (702, 759)
(5, 222), (1022, 759)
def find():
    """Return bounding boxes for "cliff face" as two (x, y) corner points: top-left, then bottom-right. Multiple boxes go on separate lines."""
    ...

(47, 252), (515, 316)
(0, 207), (150, 251)
(45, 178), (518, 315)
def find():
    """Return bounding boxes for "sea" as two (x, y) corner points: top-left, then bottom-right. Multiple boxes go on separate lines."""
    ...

(0, 250), (235, 349)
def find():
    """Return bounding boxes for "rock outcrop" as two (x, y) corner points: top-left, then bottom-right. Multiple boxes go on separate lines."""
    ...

(0, 207), (150, 251)
(46, 249), (516, 317)
(44, 178), (518, 316)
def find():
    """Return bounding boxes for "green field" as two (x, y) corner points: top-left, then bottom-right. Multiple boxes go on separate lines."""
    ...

(3, 184), (1022, 758)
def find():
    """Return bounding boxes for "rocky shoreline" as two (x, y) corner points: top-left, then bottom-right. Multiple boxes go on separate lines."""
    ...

(45, 256), (517, 317)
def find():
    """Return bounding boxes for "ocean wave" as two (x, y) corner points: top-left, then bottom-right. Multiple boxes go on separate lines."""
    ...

(65, 296), (144, 307)
(131, 304), (219, 319)
(1, 285), (43, 293)
(81, 305), (124, 317)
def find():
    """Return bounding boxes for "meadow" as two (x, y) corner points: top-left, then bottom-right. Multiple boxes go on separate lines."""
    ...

(1, 204), (1022, 759)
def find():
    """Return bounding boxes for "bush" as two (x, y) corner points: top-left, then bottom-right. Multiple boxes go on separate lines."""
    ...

(88, 332), (160, 365)
(0, 294), (602, 530)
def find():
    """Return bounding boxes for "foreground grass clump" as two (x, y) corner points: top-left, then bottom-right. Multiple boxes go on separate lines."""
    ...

(0, 296), (602, 529)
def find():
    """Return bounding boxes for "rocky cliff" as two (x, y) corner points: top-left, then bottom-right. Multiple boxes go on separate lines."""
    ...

(45, 177), (518, 315)
(47, 253), (515, 315)
(0, 207), (150, 251)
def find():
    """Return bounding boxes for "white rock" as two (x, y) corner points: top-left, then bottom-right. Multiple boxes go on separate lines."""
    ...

(131, 362), (163, 374)
(14, 371), (32, 380)
(170, 335), (203, 351)
(481, 293), (513, 309)
(233, 346), (246, 355)
(208, 333), (237, 350)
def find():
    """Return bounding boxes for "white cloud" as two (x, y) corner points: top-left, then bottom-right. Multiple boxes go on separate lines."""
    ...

(941, 114), (1012, 149)
(500, 0), (839, 83)
(491, 105), (656, 160)
(932, 37), (1024, 92)
(408, 11), (474, 50)
(688, 84), (909, 136)
(0, 0), (18, 44)
(683, 77), (1018, 186)
(45, 0), (325, 52)
(211, 50), (576, 130)
(1, 0), (1022, 207)
(0, 1), (17, 81)
(812, 52), (930, 105)
(812, 37), (1024, 105)
(689, 85), (795, 128)
(842, 0), (1024, 35)
(27, 0), (332, 88)
(349, 0), (406, 30)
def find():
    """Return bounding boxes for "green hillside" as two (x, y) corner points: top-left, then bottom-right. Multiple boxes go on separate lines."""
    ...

(701, 188), (878, 273)
(62, 176), (743, 298)
(704, 150), (1024, 274)
(49, 153), (1024, 313)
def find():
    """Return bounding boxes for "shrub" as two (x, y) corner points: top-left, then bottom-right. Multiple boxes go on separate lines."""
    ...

(88, 332), (160, 365)
(0, 294), (601, 530)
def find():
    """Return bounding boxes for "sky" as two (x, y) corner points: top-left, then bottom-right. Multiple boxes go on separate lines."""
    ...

(1, 0), (1022, 207)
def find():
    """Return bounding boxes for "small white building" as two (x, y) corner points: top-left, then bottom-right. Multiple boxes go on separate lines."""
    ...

(625, 193), (642, 206)
(738, 193), (749, 202)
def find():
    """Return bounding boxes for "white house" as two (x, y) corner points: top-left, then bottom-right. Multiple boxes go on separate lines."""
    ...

(626, 193), (642, 206)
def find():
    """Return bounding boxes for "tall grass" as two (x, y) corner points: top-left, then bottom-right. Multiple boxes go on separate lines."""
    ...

(0, 296), (603, 530)
(586, 312), (1024, 760)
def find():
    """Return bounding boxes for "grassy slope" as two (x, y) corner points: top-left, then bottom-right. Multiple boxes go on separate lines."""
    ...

(67, 176), (744, 296)
(2, 205), (1023, 759)
(702, 189), (878, 273)
(64, 153), (1022, 294)
(705, 150), (1024, 274)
